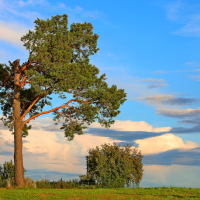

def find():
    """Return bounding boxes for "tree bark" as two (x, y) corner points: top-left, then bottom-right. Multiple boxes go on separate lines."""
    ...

(13, 59), (25, 187)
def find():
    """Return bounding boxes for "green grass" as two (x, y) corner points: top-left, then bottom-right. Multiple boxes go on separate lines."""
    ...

(0, 176), (200, 199)
(0, 187), (200, 199)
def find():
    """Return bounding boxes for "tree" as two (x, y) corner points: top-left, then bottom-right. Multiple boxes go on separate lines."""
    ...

(0, 159), (27, 180)
(78, 142), (144, 188)
(0, 14), (127, 187)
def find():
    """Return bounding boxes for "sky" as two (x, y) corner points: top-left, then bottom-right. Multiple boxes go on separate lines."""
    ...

(0, 0), (200, 189)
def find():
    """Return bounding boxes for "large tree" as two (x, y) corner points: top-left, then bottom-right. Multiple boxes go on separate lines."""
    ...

(78, 142), (144, 188)
(0, 14), (127, 187)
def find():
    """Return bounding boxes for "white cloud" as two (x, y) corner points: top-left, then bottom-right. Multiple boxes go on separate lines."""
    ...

(135, 133), (199, 156)
(163, 1), (200, 37)
(165, 1), (182, 22)
(0, 19), (35, 48)
(173, 17), (200, 37)
(17, 0), (34, 7)
(185, 62), (200, 67)
(190, 75), (200, 81)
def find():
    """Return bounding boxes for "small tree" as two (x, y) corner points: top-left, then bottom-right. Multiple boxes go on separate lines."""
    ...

(0, 159), (27, 180)
(79, 142), (144, 188)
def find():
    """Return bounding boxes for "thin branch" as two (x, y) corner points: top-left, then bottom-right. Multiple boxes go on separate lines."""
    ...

(0, 71), (14, 87)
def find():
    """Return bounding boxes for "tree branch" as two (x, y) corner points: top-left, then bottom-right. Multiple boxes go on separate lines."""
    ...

(22, 99), (93, 126)
(0, 71), (14, 87)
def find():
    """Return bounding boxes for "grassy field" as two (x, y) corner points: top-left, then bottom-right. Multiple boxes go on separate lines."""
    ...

(0, 177), (200, 199)
(0, 187), (200, 199)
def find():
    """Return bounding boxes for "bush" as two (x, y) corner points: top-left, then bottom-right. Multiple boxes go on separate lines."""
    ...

(78, 142), (144, 189)
(0, 159), (27, 180)
(0, 175), (124, 190)
(0, 176), (37, 189)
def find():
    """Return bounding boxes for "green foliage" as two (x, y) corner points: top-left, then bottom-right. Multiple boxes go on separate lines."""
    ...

(0, 159), (27, 180)
(0, 13), (127, 142)
(78, 142), (144, 188)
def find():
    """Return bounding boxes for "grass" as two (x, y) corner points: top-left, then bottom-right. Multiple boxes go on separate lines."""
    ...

(0, 176), (200, 199)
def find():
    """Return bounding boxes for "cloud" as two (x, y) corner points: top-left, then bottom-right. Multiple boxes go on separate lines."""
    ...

(147, 83), (168, 89)
(163, 1), (200, 37)
(151, 70), (171, 74)
(0, 118), (199, 163)
(156, 107), (200, 125)
(165, 1), (182, 22)
(98, 66), (126, 72)
(0, 19), (36, 50)
(141, 78), (166, 82)
(173, 15), (200, 37)
(64, 5), (83, 13)
(96, 52), (119, 61)
(134, 95), (200, 106)
(136, 133), (199, 156)
(0, 0), (48, 21)
(0, 0), (105, 50)
(189, 75), (200, 81)
(17, 0), (37, 7)
(169, 124), (200, 134)
(177, 119), (200, 125)
(151, 69), (198, 74)
(143, 146), (200, 165)
(81, 10), (103, 19)
(0, 113), (200, 183)
(1, 116), (198, 158)
(156, 107), (200, 119)
(185, 62), (200, 67)
(141, 78), (168, 89)
(100, 52), (118, 60)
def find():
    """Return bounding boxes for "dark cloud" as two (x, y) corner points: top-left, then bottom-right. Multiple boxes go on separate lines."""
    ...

(147, 83), (168, 89)
(83, 128), (168, 148)
(136, 95), (200, 106)
(162, 97), (199, 105)
(141, 78), (168, 89)
(177, 119), (200, 125)
(80, 127), (200, 167)
(156, 108), (200, 121)
(169, 124), (200, 134)
(143, 147), (200, 166)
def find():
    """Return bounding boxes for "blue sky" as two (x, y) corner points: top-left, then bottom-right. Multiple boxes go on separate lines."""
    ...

(0, 0), (200, 189)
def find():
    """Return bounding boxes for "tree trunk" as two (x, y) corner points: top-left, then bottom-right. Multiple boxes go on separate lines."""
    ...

(13, 59), (25, 187)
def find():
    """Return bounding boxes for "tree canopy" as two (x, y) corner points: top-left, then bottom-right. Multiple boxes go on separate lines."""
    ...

(78, 142), (144, 188)
(0, 14), (127, 140)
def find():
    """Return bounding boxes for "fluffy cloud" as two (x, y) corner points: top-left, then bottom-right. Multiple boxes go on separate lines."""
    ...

(1, 117), (199, 177)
